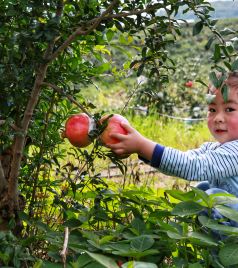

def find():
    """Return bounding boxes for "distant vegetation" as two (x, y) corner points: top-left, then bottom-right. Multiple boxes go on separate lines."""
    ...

(174, 1), (238, 20)
(83, 17), (238, 119)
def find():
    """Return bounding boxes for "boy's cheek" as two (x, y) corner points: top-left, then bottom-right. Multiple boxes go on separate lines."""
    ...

(207, 118), (213, 130)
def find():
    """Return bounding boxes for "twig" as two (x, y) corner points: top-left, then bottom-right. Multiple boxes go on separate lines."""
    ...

(41, 82), (93, 117)
(60, 227), (69, 268)
(120, 82), (142, 114)
(0, 120), (21, 131)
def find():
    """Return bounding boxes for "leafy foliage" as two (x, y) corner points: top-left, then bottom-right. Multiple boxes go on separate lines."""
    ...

(1, 1), (238, 267)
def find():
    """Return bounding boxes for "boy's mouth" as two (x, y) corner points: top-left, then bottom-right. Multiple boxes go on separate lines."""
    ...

(215, 129), (227, 133)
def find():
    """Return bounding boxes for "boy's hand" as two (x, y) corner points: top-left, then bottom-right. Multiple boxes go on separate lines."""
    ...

(107, 122), (157, 161)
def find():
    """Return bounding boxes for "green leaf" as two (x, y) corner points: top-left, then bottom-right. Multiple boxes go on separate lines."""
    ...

(166, 189), (195, 202)
(33, 260), (43, 268)
(172, 201), (204, 216)
(106, 29), (114, 42)
(193, 21), (203, 36)
(220, 27), (236, 35)
(188, 263), (203, 268)
(122, 261), (158, 268)
(211, 193), (238, 206)
(221, 84), (229, 102)
(188, 231), (218, 246)
(86, 251), (119, 268)
(63, 218), (82, 228)
(130, 218), (146, 235)
(167, 230), (184, 240)
(205, 36), (215, 50)
(198, 216), (238, 235)
(70, 253), (93, 268)
(215, 204), (238, 222)
(224, 61), (231, 70)
(93, 62), (111, 74)
(130, 236), (154, 252)
(219, 244), (238, 266)
(231, 59), (238, 71)
(41, 261), (63, 267)
(213, 44), (221, 61)
(112, 249), (159, 258)
(209, 71), (219, 88)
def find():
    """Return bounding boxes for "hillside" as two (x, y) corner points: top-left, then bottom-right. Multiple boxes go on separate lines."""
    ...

(210, 1), (238, 19)
(173, 1), (238, 20)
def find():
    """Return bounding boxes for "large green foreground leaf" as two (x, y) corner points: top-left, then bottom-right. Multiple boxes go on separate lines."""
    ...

(219, 244), (238, 266)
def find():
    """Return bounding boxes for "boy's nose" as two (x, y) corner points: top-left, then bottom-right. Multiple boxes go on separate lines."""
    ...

(214, 112), (224, 123)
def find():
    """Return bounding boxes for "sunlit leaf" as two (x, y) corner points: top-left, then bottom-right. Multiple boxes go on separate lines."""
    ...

(122, 261), (158, 268)
(215, 204), (238, 222)
(172, 201), (204, 216)
(86, 251), (119, 268)
(130, 236), (154, 252)
(198, 216), (238, 234)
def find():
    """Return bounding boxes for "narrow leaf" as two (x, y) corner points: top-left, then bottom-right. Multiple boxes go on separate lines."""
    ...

(193, 21), (203, 36)
(209, 71), (219, 88)
(221, 84), (229, 102)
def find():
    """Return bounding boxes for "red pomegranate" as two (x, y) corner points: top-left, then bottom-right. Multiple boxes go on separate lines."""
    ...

(185, 80), (193, 88)
(63, 113), (95, 148)
(99, 114), (128, 145)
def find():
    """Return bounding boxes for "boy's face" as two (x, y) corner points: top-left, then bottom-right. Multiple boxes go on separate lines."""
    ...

(207, 87), (238, 144)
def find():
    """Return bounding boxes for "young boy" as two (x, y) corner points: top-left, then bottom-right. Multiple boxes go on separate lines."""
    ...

(107, 72), (238, 225)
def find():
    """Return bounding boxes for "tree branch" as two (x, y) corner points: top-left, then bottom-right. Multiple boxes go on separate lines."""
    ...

(60, 227), (69, 268)
(0, 160), (7, 192)
(89, 3), (160, 22)
(47, 0), (120, 62)
(8, 64), (49, 210)
(42, 82), (93, 117)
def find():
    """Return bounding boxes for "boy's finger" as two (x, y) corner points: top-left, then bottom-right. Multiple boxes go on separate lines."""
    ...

(120, 122), (134, 132)
(110, 132), (127, 140)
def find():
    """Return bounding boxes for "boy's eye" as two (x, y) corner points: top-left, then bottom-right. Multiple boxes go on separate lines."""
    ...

(208, 107), (216, 113)
(225, 107), (235, 112)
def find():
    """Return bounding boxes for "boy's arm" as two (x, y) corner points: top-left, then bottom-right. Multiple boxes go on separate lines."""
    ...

(107, 122), (158, 161)
(154, 141), (238, 182)
(108, 122), (238, 182)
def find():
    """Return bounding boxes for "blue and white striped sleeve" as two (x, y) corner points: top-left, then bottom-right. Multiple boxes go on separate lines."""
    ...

(151, 140), (238, 182)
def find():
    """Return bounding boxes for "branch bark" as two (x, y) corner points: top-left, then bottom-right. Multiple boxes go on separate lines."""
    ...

(8, 64), (49, 210)
(0, 160), (7, 192)
(48, 0), (120, 62)
(41, 82), (92, 117)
